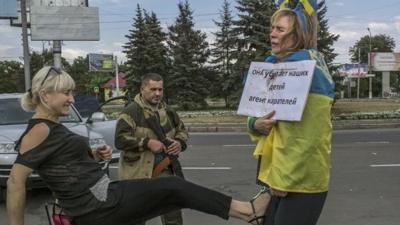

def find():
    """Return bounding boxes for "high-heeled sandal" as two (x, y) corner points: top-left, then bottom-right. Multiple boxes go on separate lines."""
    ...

(248, 186), (270, 225)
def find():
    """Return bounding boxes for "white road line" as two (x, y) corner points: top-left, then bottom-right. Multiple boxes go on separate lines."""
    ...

(355, 141), (390, 144)
(370, 164), (400, 167)
(183, 167), (231, 170)
(223, 144), (255, 147)
(108, 166), (232, 170)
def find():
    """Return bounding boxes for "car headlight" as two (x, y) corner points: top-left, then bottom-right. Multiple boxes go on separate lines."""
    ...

(89, 138), (107, 149)
(0, 142), (16, 153)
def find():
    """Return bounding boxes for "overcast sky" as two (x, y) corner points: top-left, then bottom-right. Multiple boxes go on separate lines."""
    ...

(0, 0), (399, 65)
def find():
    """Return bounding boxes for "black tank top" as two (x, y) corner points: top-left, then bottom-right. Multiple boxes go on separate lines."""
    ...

(15, 118), (108, 216)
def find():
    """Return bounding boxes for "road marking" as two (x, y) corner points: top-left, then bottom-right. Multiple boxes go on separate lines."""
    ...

(183, 167), (231, 170)
(108, 166), (232, 170)
(223, 144), (255, 147)
(355, 141), (390, 144)
(370, 164), (400, 167)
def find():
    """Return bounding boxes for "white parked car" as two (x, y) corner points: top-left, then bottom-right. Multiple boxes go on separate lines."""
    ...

(0, 93), (123, 202)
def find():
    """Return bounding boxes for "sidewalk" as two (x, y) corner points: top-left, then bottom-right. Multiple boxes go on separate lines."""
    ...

(186, 119), (400, 132)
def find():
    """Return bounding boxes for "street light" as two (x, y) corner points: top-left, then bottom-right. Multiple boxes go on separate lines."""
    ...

(367, 27), (373, 99)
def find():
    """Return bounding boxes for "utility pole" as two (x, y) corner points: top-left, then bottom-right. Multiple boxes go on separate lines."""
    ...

(114, 56), (120, 96)
(53, 41), (62, 68)
(357, 48), (361, 99)
(21, 0), (31, 91)
(367, 27), (373, 99)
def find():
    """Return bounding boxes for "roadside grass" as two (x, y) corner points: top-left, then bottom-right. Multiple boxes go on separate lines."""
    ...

(331, 99), (400, 114)
(181, 98), (400, 123)
(101, 98), (400, 123)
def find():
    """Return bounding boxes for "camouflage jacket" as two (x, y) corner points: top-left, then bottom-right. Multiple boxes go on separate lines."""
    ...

(115, 94), (188, 179)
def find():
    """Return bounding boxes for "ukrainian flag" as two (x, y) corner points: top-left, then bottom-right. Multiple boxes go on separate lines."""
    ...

(248, 49), (334, 193)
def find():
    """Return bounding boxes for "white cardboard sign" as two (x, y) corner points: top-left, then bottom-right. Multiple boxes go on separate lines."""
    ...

(237, 60), (316, 121)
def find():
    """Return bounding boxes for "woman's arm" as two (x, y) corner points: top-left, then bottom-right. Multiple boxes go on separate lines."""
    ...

(7, 164), (33, 225)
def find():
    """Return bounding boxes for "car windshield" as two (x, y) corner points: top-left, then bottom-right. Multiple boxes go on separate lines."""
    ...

(0, 98), (81, 125)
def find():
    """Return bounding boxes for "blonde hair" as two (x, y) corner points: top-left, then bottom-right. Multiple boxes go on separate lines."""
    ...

(21, 66), (76, 112)
(271, 9), (314, 57)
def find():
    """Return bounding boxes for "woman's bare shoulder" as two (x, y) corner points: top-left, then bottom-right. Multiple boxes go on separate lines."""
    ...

(19, 122), (50, 154)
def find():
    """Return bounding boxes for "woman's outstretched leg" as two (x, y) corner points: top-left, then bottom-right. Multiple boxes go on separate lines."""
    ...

(73, 177), (271, 225)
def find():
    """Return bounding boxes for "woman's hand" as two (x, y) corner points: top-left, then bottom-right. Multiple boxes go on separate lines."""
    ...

(254, 111), (276, 135)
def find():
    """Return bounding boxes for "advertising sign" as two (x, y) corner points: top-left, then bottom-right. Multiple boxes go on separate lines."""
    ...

(338, 63), (368, 78)
(30, 5), (99, 41)
(237, 60), (316, 121)
(88, 54), (114, 72)
(370, 52), (400, 72)
(0, 0), (17, 19)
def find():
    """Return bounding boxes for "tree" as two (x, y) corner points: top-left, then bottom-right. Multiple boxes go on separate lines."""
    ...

(167, 0), (211, 109)
(123, 6), (169, 96)
(123, 5), (148, 94)
(228, 0), (275, 108)
(30, 49), (70, 76)
(234, 0), (275, 61)
(67, 56), (90, 94)
(349, 34), (395, 63)
(349, 34), (396, 97)
(0, 60), (24, 93)
(142, 11), (170, 100)
(317, 0), (339, 69)
(211, 0), (239, 107)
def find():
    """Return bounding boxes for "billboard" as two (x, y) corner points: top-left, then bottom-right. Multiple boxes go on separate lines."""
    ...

(370, 52), (400, 72)
(9, 0), (30, 27)
(30, 5), (99, 41)
(88, 54), (114, 72)
(338, 64), (368, 78)
(0, 0), (17, 19)
(32, 0), (88, 7)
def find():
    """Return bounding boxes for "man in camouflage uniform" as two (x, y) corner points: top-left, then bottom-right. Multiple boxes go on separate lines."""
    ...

(115, 73), (188, 225)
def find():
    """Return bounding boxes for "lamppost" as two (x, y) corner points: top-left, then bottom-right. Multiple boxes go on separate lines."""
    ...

(367, 27), (373, 99)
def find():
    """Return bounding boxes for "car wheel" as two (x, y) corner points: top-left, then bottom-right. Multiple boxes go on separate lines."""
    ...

(0, 187), (5, 203)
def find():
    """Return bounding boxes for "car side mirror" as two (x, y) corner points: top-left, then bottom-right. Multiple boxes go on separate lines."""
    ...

(89, 112), (107, 122)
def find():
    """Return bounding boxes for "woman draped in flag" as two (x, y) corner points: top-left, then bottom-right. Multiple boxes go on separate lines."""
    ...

(247, 1), (335, 225)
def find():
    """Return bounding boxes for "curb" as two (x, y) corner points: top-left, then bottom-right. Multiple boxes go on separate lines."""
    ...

(186, 119), (400, 132)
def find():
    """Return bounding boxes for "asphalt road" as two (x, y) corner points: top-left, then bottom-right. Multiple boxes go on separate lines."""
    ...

(1, 128), (399, 225)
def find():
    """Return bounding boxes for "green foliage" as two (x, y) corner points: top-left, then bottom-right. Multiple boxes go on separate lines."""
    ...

(30, 49), (70, 76)
(123, 5), (148, 94)
(234, 0), (275, 62)
(67, 56), (89, 93)
(228, 0), (275, 108)
(211, 0), (240, 108)
(349, 34), (396, 63)
(317, 0), (339, 70)
(167, 0), (211, 109)
(123, 5), (168, 96)
(0, 61), (24, 92)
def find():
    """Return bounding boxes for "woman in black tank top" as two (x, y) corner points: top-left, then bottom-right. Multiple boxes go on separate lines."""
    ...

(7, 66), (270, 225)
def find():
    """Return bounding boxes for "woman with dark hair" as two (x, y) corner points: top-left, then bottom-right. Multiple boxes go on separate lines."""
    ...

(7, 66), (270, 225)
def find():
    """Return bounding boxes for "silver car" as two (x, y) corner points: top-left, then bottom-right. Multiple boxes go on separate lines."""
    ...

(0, 93), (121, 202)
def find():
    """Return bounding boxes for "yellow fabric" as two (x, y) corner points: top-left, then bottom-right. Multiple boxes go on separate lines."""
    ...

(251, 94), (333, 193)
(279, 0), (289, 9)
(300, 0), (315, 15)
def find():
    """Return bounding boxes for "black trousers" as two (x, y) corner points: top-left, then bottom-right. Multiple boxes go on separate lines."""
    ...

(263, 191), (327, 225)
(73, 176), (232, 225)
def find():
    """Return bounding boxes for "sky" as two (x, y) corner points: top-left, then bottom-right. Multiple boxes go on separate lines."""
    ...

(0, 0), (400, 65)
